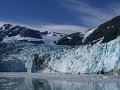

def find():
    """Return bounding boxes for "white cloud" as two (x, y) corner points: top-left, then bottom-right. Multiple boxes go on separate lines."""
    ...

(56, 0), (120, 27)
(0, 20), (88, 34)
(0, 21), (7, 26)
(1, 0), (120, 34)
(39, 25), (88, 34)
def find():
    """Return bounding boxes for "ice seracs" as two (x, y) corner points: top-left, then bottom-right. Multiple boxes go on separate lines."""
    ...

(43, 36), (120, 74)
(1, 36), (119, 74)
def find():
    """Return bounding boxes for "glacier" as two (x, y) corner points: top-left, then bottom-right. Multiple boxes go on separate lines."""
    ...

(43, 36), (120, 74)
(1, 36), (120, 74)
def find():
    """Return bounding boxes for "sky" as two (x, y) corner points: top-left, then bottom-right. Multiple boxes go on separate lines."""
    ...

(0, 0), (120, 33)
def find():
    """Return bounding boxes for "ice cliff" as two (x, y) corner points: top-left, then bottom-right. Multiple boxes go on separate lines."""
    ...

(1, 36), (120, 74)
(43, 37), (120, 74)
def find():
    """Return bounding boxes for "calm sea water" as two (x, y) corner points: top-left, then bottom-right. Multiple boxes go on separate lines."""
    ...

(0, 73), (120, 90)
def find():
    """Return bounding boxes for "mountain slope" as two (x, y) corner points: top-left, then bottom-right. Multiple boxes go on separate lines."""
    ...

(57, 32), (84, 46)
(0, 16), (120, 74)
(44, 37), (120, 74)
(0, 24), (65, 44)
(1, 36), (120, 74)
(57, 16), (120, 46)
(85, 16), (120, 44)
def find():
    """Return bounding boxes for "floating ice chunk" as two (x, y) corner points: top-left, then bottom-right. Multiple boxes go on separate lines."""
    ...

(103, 76), (109, 79)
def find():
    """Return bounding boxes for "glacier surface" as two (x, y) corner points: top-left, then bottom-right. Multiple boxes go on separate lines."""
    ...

(1, 37), (120, 74)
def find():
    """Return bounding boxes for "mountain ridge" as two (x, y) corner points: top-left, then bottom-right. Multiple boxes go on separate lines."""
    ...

(0, 16), (120, 74)
(57, 16), (120, 46)
(0, 24), (65, 44)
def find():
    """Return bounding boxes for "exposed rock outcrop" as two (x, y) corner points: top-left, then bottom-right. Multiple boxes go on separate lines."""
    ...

(31, 53), (51, 73)
(57, 16), (120, 46)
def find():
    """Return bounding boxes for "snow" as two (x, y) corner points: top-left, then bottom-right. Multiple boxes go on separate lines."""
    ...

(42, 34), (61, 45)
(107, 27), (110, 29)
(92, 37), (104, 43)
(1, 32), (120, 74)
(43, 36), (120, 74)
(1, 25), (6, 30)
(1, 32), (63, 45)
(82, 29), (95, 43)
(2, 35), (43, 43)
(42, 32), (65, 45)
(67, 37), (72, 40)
(47, 32), (54, 36)
(102, 76), (108, 79)
(0, 24), (65, 44)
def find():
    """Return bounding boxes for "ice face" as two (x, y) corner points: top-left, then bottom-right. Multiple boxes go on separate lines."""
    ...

(1, 36), (120, 74)
(1, 43), (70, 73)
(43, 37), (120, 74)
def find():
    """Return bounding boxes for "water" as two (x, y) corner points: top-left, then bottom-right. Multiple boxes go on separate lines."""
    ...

(0, 73), (120, 90)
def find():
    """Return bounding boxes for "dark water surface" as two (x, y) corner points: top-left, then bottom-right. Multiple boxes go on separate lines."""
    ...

(0, 73), (120, 90)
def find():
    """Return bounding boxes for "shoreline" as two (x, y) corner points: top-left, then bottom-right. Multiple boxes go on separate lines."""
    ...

(0, 72), (120, 82)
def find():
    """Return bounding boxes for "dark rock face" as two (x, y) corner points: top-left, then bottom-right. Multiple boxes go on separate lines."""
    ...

(57, 16), (120, 46)
(31, 53), (51, 73)
(107, 69), (120, 75)
(57, 32), (84, 46)
(0, 24), (47, 44)
(7, 26), (26, 37)
(0, 24), (26, 37)
(40, 31), (49, 35)
(0, 24), (65, 44)
(0, 37), (3, 42)
(0, 24), (42, 39)
(20, 29), (42, 39)
(0, 24), (12, 30)
(0, 43), (13, 60)
(19, 40), (45, 44)
(85, 16), (120, 44)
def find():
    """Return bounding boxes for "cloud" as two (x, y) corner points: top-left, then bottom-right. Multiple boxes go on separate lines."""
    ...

(0, 20), (88, 34)
(1, 0), (120, 33)
(0, 21), (7, 26)
(39, 25), (88, 34)
(56, 0), (120, 27)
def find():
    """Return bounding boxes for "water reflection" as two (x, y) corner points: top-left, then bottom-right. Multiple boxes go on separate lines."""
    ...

(0, 77), (120, 90)
(32, 79), (51, 90)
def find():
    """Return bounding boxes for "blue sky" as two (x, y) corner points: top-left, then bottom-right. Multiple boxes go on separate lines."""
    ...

(0, 0), (120, 33)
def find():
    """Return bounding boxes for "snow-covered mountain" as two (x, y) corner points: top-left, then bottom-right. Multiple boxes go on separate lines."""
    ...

(57, 29), (94, 46)
(57, 16), (120, 46)
(0, 36), (120, 74)
(0, 16), (120, 75)
(0, 24), (65, 44)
